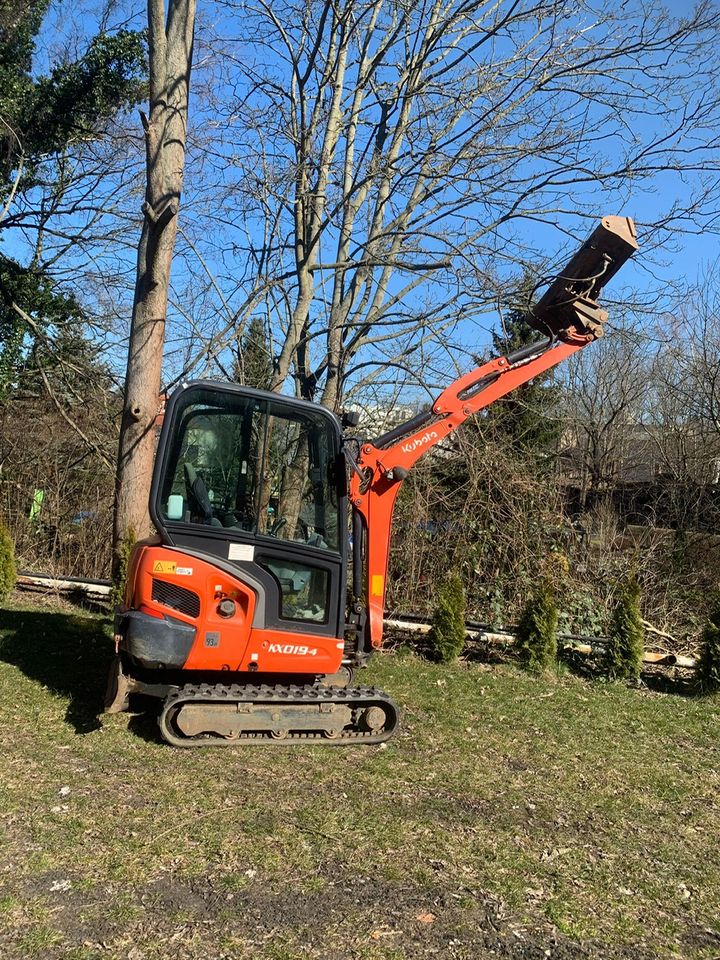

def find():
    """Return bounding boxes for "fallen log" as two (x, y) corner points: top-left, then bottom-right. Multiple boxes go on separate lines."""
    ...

(17, 572), (111, 598)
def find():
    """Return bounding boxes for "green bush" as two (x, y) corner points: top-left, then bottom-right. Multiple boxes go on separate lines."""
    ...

(428, 570), (466, 663)
(603, 574), (644, 680)
(697, 595), (720, 692)
(0, 520), (17, 601)
(516, 583), (558, 673)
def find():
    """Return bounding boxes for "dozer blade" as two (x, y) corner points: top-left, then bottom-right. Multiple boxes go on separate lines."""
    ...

(530, 215), (638, 342)
(104, 656), (131, 714)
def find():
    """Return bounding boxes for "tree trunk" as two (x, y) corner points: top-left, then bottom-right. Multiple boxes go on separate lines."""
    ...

(112, 0), (197, 581)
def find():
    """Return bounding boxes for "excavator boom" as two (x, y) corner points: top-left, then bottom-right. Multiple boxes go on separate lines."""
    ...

(349, 216), (638, 654)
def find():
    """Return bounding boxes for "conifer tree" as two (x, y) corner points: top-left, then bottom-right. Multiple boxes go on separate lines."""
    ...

(488, 272), (561, 461)
(603, 574), (644, 680)
(234, 316), (273, 390)
(698, 595), (720, 692)
(1, 2), (145, 397)
(428, 570), (466, 664)
(516, 583), (558, 672)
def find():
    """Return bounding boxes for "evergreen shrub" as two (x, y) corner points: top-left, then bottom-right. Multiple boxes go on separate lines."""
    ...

(0, 520), (16, 601)
(603, 574), (644, 680)
(698, 594), (720, 692)
(516, 583), (558, 672)
(428, 570), (466, 663)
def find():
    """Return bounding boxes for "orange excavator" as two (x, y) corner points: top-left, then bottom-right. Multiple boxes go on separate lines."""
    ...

(105, 216), (638, 746)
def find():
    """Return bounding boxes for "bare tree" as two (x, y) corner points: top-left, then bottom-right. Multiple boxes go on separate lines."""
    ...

(643, 271), (720, 528)
(559, 326), (652, 509)
(661, 273), (720, 455)
(112, 0), (197, 575)
(169, 0), (720, 408)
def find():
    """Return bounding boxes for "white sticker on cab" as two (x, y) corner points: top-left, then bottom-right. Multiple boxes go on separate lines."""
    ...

(176, 567), (193, 576)
(228, 543), (255, 562)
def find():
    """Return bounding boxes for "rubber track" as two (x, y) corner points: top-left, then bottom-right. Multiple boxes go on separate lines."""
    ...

(158, 682), (399, 748)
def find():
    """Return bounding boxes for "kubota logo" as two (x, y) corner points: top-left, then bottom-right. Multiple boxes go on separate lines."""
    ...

(401, 430), (438, 454)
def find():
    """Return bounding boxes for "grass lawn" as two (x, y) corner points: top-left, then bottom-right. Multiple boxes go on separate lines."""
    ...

(0, 595), (719, 960)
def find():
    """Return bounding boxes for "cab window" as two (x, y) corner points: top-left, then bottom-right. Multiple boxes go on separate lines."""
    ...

(158, 389), (341, 553)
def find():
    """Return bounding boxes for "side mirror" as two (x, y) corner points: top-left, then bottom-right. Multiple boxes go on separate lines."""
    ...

(341, 409), (361, 429)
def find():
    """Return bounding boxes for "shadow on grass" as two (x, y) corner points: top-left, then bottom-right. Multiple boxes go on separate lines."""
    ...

(0, 605), (113, 734)
(126, 698), (167, 744)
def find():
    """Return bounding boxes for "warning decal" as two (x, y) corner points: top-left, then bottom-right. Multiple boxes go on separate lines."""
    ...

(371, 574), (384, 597)
(152, 561), (177, 574)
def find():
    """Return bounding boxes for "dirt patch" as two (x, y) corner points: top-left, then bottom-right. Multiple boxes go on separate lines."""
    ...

(678, 922), (720, 956)
(1, 869), (659, 960)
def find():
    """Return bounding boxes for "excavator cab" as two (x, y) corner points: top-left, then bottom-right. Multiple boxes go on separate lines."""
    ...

(148, 381), (348, 640)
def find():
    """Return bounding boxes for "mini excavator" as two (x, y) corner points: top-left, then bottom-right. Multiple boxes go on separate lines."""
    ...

(106, 215), (638, 746)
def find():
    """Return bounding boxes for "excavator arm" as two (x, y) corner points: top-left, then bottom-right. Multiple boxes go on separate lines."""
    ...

(349, 216), (638, 654)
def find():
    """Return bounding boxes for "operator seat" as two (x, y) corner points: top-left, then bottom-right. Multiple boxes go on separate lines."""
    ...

(183, 462), (222, 526)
